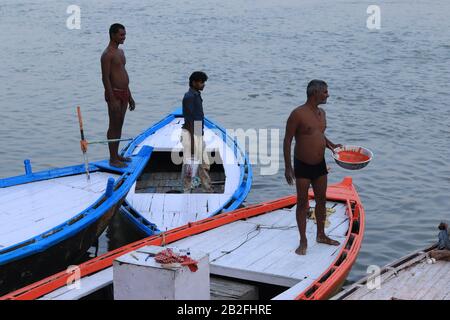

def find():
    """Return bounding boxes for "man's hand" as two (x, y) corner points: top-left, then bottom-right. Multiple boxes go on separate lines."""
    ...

(129, 97), (136, 111)
(329, 143), (343, 153)
(285, 167), (296, 186)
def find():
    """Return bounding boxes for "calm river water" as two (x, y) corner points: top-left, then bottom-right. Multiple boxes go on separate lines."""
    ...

(1, 0), (449, 287)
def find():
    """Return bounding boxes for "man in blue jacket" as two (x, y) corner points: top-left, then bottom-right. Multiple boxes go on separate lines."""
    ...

(181, 71), (213, 193)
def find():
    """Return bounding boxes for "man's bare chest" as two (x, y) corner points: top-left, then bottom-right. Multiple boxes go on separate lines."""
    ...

(297, 114), (326, 135)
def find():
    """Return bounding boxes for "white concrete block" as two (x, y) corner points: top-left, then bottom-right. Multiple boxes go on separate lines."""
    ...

(113, 245), (210, 300)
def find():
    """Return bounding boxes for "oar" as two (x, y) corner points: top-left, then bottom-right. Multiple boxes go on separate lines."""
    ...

(77, 106), (91, 180)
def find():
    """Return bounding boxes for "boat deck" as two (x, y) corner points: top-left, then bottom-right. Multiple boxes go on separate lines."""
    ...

(39, 199), (350, 300)
(335, 255), (450, 300)
(125, 117), (243, 232)
(172, 200), (348, 291)
(127, 193), (236, 232)
(0, 172), (119, 250)
(135, 171), (225, 194)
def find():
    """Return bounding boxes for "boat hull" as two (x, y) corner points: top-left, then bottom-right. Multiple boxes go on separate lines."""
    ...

(0, 201), (120, 296)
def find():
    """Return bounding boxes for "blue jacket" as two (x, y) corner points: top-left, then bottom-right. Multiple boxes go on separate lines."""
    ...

(438, 229), (450, 250)
(182, 88), (204, 135)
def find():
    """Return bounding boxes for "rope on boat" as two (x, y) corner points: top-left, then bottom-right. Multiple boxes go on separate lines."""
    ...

(209, 205), (343, 262)
(211, 223), (298, 263)
(153, 248), (199, 272)
(211, 226), (262, 263)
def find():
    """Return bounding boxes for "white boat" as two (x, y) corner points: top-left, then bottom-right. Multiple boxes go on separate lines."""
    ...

(119, 108), (252, 235)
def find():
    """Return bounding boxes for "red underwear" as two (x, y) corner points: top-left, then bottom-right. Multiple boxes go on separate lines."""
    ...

(112, 88), (130, 104)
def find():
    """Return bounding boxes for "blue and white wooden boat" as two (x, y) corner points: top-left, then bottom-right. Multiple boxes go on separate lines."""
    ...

(0, 146), (152, 295)
(119, 108), (252, 235)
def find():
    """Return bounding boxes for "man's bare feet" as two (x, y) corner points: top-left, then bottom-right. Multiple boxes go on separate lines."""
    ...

(118, 155), (132, 162)
(317, 235), (340, 246)
(295, 241), (308, 255)
(109, 160), (128, 168)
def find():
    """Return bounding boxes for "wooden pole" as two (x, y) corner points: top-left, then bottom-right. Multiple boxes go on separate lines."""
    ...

(77, 106), (90, 180)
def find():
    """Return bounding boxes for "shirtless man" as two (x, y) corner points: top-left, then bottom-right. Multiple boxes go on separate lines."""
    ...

(101, 23), (135, 168)
(283, 80), (342, 255)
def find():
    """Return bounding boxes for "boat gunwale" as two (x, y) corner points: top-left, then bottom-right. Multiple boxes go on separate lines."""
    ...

(293, 176), (365, 300)
(0, 176), (361, 300)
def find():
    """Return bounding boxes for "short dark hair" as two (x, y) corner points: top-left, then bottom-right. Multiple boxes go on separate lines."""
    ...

(307, 79), (328, 98)
(439, 222), (447, 230)
(189, 71), (208, 87)
(109, 23), (125, 39)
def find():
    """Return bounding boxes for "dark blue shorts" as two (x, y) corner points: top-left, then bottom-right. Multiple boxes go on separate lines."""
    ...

(294, 157), (328, 180)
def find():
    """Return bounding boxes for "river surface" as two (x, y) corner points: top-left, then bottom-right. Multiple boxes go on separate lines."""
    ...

(1, 0), (450, 288)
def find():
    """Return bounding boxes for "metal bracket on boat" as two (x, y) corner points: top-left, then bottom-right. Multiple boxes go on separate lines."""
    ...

(386, 266), (399, 276)
(105, 178), (115, 198)
(24, 159), (32, 175)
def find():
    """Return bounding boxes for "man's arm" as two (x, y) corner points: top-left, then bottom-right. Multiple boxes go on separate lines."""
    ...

(121, 50), (135, 111)
(325, 136), (342, 151)
(283, 112), (297, 185)
(101, 52), (114, 102)
(182, 95), (195, 136)
(322, 109), (341, 151)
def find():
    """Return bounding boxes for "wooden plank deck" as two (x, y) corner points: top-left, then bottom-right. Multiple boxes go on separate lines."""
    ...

(39, 200), (349, 300)
(0, 172), (119, 249)
(341, 259), (450, 300)
(171, 201), (348, 288)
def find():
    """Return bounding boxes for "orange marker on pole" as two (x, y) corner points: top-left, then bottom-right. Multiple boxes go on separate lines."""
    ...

(77, 106), (90, 180)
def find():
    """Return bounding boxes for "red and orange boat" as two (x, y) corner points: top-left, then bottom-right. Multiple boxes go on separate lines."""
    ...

(0, 177), (364, 300)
